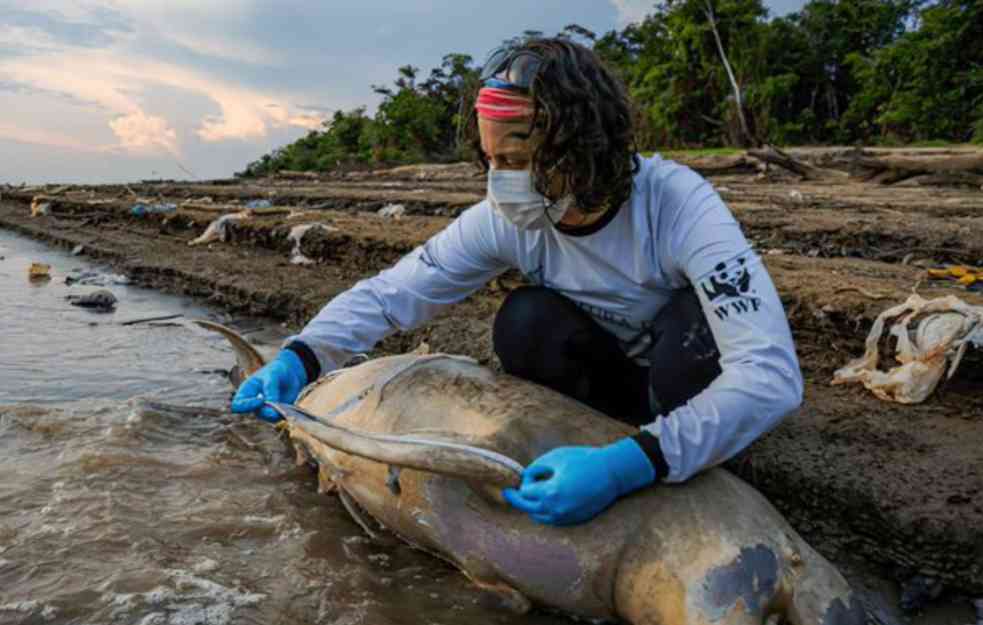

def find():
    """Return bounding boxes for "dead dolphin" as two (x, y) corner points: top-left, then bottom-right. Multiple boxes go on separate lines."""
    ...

(202, 321), (867, 625)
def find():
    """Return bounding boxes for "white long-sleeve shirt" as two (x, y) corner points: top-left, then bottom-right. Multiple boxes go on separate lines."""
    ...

(286, 155), (803, 482)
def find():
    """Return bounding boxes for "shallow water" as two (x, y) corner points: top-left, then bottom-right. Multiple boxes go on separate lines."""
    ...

(0, 231), (570, 625)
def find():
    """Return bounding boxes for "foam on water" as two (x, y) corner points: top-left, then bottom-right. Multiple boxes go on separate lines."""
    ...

(103, 569), (265, 625)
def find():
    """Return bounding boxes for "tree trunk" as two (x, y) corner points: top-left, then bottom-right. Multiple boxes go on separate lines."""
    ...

(704, 0), (754, 147)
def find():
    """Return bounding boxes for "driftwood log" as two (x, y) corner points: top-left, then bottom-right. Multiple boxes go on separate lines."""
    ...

(747, 145), (983, 188)
(849, 152), (983, 186)
(747, 145), (848, 181)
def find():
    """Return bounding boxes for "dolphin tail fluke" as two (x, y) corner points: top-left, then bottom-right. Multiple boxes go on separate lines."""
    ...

(192, 319), (268, 387)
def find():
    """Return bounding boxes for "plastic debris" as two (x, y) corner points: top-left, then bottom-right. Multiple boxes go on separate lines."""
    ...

(64, 270), (130, 287)
(377, 203), (406, 219)
(833, 294), (983, 403)
(927, 265), (983, 289)
(29, 262), (51, 280)
(71, 244), (85, 256)
(131, 202), (177, 217)
(30, 197), (51, 217)
(188, 211), (251, 247)
(244, 199), (273, 209)
(66, 289), (117, 311)
(287, 223), (340, 265)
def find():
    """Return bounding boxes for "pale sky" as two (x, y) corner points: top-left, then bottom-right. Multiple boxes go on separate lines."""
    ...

(1, 1), (807, 184)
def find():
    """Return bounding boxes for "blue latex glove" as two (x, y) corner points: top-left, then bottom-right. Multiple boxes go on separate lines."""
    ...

(502, 438), (656, 526)
(230, 349), (308, 423)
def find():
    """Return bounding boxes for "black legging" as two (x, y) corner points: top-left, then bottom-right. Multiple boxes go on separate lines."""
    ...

(493, 286), (721, 425)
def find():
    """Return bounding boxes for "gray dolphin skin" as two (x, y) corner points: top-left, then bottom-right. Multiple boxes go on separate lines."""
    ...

(202, 320), (866, 625)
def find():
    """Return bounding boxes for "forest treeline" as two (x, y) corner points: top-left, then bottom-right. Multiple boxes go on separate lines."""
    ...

(239, 0), (982, 177)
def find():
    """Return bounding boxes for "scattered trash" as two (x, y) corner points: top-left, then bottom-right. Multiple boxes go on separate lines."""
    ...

(64, 270), (130, 287)
(764, 248), (786, 256)
(287, 223), (339, 265)
(832, 294), (983, 403)
(66, 289), (117, 311)
(131, 202), (177, 217)
(244, 199), (272, 209)
(927, 265), (983, 289)
(29, 262), (51, 280)
(377, 203), (406, 219)
(30, 197), (51, 217)
(71, 244), (85, 256)
(188, 211), (251, 247)
(788, 190), (804, 203)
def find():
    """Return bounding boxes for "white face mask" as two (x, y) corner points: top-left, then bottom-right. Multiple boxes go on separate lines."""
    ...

(487, 169), (569, 230)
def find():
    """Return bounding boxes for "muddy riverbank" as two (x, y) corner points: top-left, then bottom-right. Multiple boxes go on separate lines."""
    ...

(2, 150), (982, 622)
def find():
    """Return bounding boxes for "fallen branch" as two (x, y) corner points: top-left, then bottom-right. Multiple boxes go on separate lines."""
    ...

(747, 145), (848, 181)
(120, 313), (184, 326)
(853, 153), (983, 174)
(847, 152), (983, 186)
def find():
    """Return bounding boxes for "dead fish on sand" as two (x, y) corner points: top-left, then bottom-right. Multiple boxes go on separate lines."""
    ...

(202, 321), (868, 625)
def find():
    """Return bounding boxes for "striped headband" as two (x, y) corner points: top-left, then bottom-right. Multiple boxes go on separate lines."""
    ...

(475, 87), (534, 121)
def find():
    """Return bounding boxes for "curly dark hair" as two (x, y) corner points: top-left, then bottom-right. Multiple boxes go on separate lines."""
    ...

(469, 38), (640, 215)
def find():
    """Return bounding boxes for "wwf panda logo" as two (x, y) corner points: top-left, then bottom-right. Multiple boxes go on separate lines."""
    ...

(701, 257), (753, 301)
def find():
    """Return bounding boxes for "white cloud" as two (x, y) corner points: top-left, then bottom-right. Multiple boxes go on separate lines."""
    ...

(108, 110), (178, 154)
(609, 0), (655, 26)
(1, 47), (327, 154)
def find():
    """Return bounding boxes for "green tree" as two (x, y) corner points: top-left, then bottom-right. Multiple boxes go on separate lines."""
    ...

(845, 0), (983, 143)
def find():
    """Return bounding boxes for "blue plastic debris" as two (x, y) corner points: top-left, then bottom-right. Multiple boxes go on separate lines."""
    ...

(131, 202), (177, 217)
(244, 199), (273, 209)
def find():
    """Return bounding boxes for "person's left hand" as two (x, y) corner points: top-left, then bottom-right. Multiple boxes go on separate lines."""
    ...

(502, 438), (656, 526)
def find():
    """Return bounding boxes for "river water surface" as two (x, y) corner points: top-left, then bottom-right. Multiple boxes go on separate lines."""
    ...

(0, 231), (569, 625)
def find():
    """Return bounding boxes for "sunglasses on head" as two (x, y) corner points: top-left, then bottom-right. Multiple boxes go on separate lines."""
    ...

(479, 45), (544, 92)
